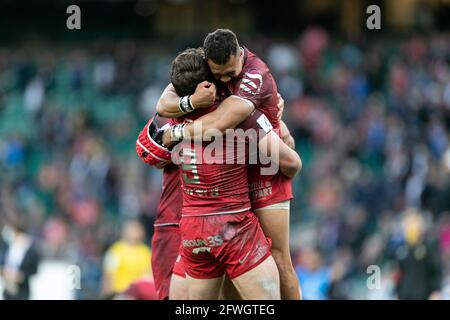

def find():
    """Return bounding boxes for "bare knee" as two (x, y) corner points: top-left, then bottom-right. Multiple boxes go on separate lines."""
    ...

(258, 276), (280, 299)
(232, 256), (281, 300)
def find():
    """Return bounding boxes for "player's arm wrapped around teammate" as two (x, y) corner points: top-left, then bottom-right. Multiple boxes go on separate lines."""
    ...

(156, 82), (216, 118)
(136, 116), (172, 166)
(245, 110), (302, 178)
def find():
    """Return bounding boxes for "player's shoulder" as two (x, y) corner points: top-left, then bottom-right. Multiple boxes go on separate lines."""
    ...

(242, 47), (270, 75)
(239, 48), (273, 95)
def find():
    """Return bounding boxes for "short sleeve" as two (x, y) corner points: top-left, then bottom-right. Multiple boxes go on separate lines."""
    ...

(234, 68), (273, 108)
(238, 109), (273, 143)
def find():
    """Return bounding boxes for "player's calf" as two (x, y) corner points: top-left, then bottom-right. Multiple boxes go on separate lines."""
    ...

(255, 205), (301, 300)
(270, 247), (301, 300)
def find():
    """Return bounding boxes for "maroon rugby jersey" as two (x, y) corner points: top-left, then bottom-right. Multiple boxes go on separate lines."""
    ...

(173, 108), (271, 216)
(226, 47), (281, 133)
(155, 88), (228, 226)
(226, 47), (293, 207)
(155, 163), (182, 226)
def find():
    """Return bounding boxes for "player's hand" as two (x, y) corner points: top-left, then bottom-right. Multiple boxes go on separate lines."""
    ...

(277, 93), (284, 121)
(191, 81), (216, 108)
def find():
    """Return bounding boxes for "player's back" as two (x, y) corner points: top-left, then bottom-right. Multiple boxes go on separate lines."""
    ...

(177, 137), (251, 216)
(172, 103), (252, 216)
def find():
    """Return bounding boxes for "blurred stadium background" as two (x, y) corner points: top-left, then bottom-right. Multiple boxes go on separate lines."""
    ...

(0, 0), (449, 300)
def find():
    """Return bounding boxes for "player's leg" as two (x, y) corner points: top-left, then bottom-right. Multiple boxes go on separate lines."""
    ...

(186, 275), (224, 300)
(231, 255), (280, 300)
(255, 202), (301, 300)
(169, 274), (188, 299)
(183, 257), (225, 299)
(151, 225), (181, 300)
(169, 254), (188, 299)
(221, 211), (280, 300)
(179, 216), (226, 300)
(219, 275), (241, 300)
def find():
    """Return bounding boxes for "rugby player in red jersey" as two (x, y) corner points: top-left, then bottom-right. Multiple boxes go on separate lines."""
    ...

(136, 130), (184, 299)
(137, 50), (219, 299)
(151, 164), (185, 299)
(157, 29), (302, 300)
(138, 48), (301, 299)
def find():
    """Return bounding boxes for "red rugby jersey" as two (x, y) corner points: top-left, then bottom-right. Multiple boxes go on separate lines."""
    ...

(173, 109), (271, 216)
(155, 91), (227, 225)
(155, 163), (182, 226)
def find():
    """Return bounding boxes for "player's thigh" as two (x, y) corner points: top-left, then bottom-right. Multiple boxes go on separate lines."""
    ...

(231, 255), (280, 300)
(255, 207), (290, 254)
(186, 274), (224, 300)
(219, 275), (241, 300)
(152, 226), (181, 299)
(169, 274), (188, 300)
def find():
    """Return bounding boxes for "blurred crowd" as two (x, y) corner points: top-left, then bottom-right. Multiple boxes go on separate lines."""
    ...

(0, 27), (449, 299)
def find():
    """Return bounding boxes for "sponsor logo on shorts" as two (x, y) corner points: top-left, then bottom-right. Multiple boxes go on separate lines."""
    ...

(183, 239), (208, 247)
(192, 247), (211, 254)
(238, 251), (251, 264)
(251, 186), (272, 200)
(183, 235), (224, 254)
(169, 124), (282, 176)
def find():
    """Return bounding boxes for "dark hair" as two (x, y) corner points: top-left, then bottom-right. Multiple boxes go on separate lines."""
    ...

(203, 29), (239, 65)
(170, 47), (212, 97)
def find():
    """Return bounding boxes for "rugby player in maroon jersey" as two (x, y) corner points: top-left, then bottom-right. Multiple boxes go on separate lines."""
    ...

(157, 29), (302, 300)
(137, 48), (301, 299)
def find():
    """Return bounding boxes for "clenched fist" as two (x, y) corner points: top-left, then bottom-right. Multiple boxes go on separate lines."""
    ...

(191, 81), (216, 108)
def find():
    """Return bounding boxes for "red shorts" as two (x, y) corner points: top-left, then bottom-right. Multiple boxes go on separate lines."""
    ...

(172, 253), (186, 278)
(151, 224), (182, 300)
(249, 165), (293, 210)
(180, 211), (272, 279)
